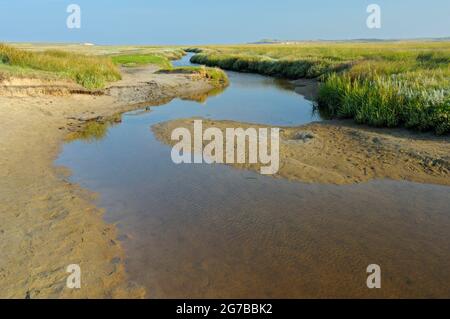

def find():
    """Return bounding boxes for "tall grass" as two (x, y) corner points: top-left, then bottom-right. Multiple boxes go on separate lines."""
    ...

(0, 43), (121, 89)
(189, 42), (450, 134)
(318, 72), (450, 134)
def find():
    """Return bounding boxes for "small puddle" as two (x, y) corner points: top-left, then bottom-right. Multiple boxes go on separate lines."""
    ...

(56, 54), (450, 298)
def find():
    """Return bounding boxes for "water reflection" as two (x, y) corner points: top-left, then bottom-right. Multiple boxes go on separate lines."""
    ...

(65, 114), (122, 143)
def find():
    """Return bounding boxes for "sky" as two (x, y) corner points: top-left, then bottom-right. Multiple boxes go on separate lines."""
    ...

(0, 0), (449, 45)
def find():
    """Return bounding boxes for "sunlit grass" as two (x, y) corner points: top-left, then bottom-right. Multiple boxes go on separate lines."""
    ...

(111, 54), (173, 68)
(0, 43), (121, 89)
(189, 42), (450, 134)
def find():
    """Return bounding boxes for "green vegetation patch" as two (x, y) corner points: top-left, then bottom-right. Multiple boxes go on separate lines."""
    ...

(0, 43), (121, 89)
(111, 54), (172, 68)
(190, 42), (450, 134)
(191, 53), (345, 79)
(0, 63), (65, 81)
(317, 72), (450, 135)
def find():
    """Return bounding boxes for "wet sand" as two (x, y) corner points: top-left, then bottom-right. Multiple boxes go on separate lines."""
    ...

(0, 66), (217, 298)
(153, 118), (450, 186)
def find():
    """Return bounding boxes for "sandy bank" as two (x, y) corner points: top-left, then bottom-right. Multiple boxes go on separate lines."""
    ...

(0, 66), (217, 298)
(152, 118), (450, 186)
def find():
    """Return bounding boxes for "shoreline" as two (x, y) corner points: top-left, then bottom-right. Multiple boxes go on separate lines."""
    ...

(0, 66), (218, 298)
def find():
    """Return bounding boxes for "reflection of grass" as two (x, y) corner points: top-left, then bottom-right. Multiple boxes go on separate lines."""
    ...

(74, 121), (109, 142)
(189, 42), (450, 134)
(65, 114), (122, 143)
(182, 86), (226, 103)
(0, 43), (121, 89)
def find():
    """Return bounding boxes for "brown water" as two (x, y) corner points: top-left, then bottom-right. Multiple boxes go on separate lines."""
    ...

(56, 54), (450, 298)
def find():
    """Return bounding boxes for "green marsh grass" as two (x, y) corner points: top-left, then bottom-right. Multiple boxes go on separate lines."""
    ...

(111, 47), (186, 68)
(0, 43), (121, 89)
(190, 42), (450, 134)
(111, 54), (173, 68)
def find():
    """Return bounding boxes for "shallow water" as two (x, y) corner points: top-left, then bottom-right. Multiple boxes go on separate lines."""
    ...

(56, 54), (450, 298)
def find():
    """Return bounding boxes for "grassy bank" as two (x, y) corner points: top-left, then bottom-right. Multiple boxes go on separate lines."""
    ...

(190, 51), (347, 79)
(189, 42), (450, 134)
(0, 43), (121, 89)
(0, 44), (189, 89)
(157, 66), (229, 87)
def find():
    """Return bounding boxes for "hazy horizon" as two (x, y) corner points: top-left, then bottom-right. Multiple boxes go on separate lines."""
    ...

(1, 0), (449, 45)
(4, 36), (450, 47)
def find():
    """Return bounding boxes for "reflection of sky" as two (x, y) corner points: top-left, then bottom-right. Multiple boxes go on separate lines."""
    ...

(1, 0), (449, 44)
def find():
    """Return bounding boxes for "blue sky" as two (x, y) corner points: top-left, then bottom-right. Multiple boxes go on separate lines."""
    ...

(1, 0), (449, 44)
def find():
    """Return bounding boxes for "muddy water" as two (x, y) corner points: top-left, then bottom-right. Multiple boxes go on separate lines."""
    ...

(56, 54), (450, 298)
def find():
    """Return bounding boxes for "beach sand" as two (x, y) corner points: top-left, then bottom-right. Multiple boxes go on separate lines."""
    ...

(152, 118), (450, 186)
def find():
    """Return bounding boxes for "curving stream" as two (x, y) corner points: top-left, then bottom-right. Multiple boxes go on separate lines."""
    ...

(56, 53), (450, 298)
